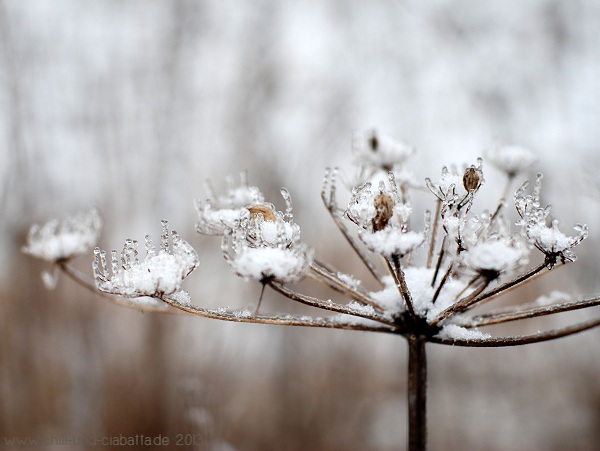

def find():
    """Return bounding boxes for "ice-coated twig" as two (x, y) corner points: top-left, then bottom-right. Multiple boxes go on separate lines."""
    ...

(321, 168), (385, 285)
(462, 296), (600, 328)
(58, 260), (180, 313)
(430, 317), (600, 347)
(269, 281), (399, 328)
(308, 261), (385, 310)
(429, 275), (492, 327)
(159, 293), (396, 333)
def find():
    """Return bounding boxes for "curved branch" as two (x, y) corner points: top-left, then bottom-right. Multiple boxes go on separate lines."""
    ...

(429, 318), (600, 347)
(159, 294), (396, 333)
(269, 281), (399, 328)
(309, 261), (384, 310)
(463, 297), (600, 328)
(58, 260), (180, 314)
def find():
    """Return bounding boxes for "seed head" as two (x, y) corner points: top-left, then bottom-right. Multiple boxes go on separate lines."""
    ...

(463, 166), (482, 192)
(372, 192), (394, 231)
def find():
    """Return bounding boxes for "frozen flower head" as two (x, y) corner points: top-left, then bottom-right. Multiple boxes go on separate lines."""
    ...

(195, 171), (264, 235)
(347, 173), (430, 258)
(22, 208), (102, 262)
(487, 144), (537, 178)
(460, 235), (529, 280)
(223, 189), (312, 283)
(515, 174), (588, 267)
(93, 220), (199, 298)
(426, 159), (484, 214)
(351, 130), (414, 182)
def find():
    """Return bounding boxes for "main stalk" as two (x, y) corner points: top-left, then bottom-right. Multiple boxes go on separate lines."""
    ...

(407, 334), (427, 451)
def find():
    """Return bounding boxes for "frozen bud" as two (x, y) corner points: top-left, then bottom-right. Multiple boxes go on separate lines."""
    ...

(196, 172), (264, 235)
(22, 208), (102, 262)
(372, 192), (394, 232)
(353, 130), (415, 174)
(463, 166), (482, 192)
(94, 221), (199, 298)
(247, 203), (277, 222)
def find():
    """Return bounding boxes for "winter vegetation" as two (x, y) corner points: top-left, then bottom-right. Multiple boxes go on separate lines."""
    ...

(4, 1), (600, 450)
(20, 130), (600, 449)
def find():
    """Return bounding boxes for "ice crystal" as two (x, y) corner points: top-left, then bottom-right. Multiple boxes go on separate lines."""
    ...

(22, 208), (102, 262)
(515, 174), (587, 267)
(222, 189), (313, 283)
(93, 220), (199, 298)
(347, 175), (430, 258)
(426, 159), (484, 211)
(195, 172), (264, 235)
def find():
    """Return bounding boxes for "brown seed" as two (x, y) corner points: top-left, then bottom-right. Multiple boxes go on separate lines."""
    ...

(463, 167), (481, 192)
(247, 204), (277, 221)
(372, 192), (394, 231)
(368, 132), (379, 151)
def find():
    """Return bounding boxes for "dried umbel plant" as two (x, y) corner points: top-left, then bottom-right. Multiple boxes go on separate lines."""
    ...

(23, 131), (600, 450)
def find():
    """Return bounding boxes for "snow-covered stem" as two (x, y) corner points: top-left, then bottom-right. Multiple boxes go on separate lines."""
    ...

(309, 261), (384, 310)
(407, 335), (427, 451)
(463, 296), (600, 328)
(430, 317), (600, 347)
(429, 276), (491, 326)
(321, 172), (385, 285)
(58, 260), (179, 314)
(430, 237), (446, 287)
(269, 281), (399, 328)
(387, 255), (417, 320)
(463, 261), (550, 309)
(430, 261), (454, 304)
(426, 199), (442, 269)
(159, 293), (395, 332)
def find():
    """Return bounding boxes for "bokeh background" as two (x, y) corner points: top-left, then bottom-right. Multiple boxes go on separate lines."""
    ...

(2, 1), (600, 449)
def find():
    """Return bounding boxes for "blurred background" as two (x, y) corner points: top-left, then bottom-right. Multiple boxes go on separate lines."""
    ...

(1, 0), (600, 449)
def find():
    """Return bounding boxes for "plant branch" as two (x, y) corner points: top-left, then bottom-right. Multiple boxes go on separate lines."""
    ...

(429, 317), (600, 347)
(58, 260), (180, 314)
(462, 296), (600, 328)
(407, 334), (427, 451)
(387, 255), (417, 321)
(429, 276), (491, 327)
(309, 261), (384, 310)
(159, 294), (396, 333)
(269, 281), (399, 328)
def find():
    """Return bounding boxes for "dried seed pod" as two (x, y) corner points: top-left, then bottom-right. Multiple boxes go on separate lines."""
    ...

(463, 166), (482, 192)
(368, 131), (379, 152)
(372, 192), (394, 231)
(247, 204), (277, 221)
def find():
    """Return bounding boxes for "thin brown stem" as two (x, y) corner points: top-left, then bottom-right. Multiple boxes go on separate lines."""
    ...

(429, 317), (600, 347)
(159, 294), (396, 333)
(426, 199), (442, 269)
(431, 237), (446, 287)
(58, 260), (179, 314)
(323, 203), (385, 286)
(431, 262), (454, 305)
(309, 261), (384, 310)
(429, 277), (491, 327)
(462, 262), (549, 309)
(387, 256), (417, 321)
(463, 297), (600, 328)
(269, 281), (398, 328)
